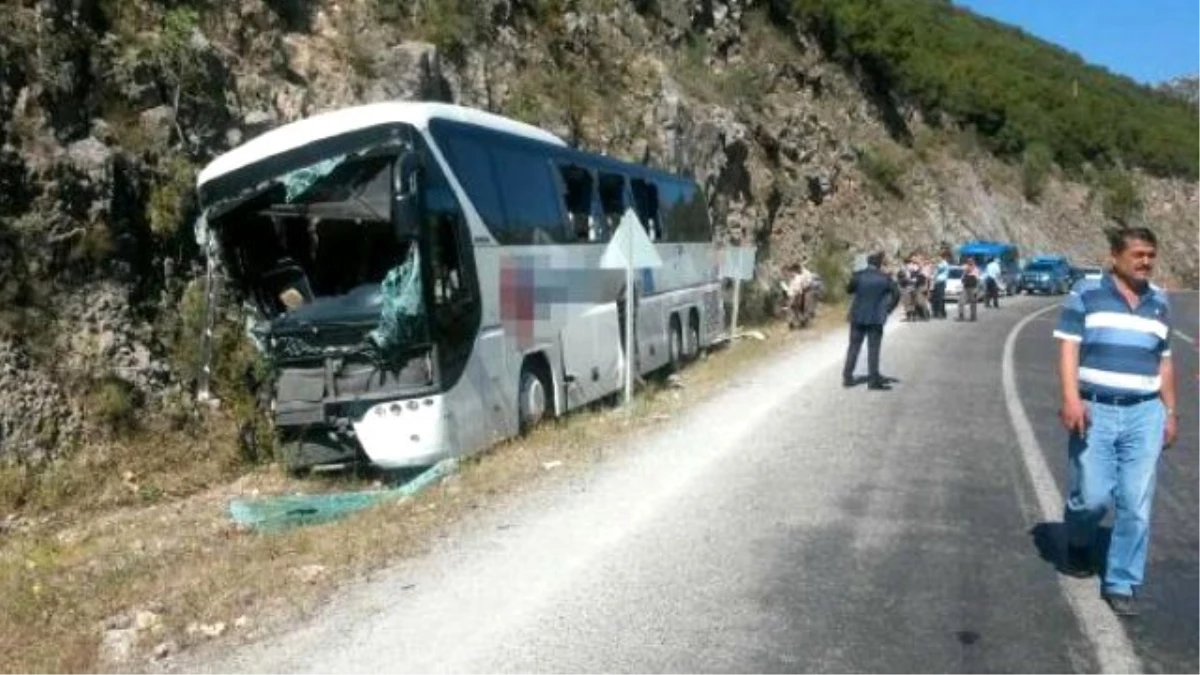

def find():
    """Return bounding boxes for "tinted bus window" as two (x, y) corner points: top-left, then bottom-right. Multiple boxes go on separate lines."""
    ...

(430, 121), (565, 245)
(490, 144), (566, 244)
(437, 134), (506, 239)
(661, 178), (712, 243)
(631, 178), (661, 241)
(597, 172), (627, 240)
(558, 163), (597, 242)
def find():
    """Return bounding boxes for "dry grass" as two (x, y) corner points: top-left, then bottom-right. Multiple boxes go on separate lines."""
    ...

(0, 305), (846, 673)
(0, 411), (251, 518)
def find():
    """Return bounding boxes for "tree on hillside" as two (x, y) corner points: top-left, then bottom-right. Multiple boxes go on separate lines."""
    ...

(789, 0), (1199, 180)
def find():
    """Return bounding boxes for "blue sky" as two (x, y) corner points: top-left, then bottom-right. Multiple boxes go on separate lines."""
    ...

(954, 0), (1199, 84)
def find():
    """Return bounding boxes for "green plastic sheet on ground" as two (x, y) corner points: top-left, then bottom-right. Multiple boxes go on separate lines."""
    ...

(228, 459), (458, 533)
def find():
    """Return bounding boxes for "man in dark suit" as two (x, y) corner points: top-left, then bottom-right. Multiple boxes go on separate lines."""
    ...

(843, 251), (901, 390)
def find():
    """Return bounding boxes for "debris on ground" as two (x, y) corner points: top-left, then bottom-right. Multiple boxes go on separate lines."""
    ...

(99, 628), (136, 666)
(293, 564), (328, 584)
(227, 459), (458, 532)
(151, 640), (176, 661)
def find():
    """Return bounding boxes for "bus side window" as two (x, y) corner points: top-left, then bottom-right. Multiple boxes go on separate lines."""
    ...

(558, 164), (597, 242)
(597, 172), (627, 236)
(631, 178), (660, 241)
(420, 152), (476, 336)
(662, 178), (710, 243)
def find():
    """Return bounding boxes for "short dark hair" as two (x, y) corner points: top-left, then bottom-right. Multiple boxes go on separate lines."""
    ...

(867, 251), (886, 268)
(1108, 226), (1157, 253)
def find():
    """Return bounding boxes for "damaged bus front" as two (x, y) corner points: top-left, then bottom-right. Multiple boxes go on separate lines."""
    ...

(196, 122), (473, 470)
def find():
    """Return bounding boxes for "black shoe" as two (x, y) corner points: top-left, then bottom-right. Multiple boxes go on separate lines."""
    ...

(867, 381), (892, 391)
(842, 377), (855, 388)
(1103, 592), (1138, 617)
(1060, 545), (1095, 578)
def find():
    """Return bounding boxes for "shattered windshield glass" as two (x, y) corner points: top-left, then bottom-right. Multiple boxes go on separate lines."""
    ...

(368, 245), (424, 355)
(207, 138), (430, 363)
(281, 156), (345, 202)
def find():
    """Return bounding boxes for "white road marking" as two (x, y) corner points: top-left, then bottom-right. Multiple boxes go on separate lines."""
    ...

(1172, 330), (1195, 346)
(1002, 303), (1142, 674)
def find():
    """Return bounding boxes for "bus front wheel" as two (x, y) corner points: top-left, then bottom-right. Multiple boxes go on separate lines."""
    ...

(518, 360), (552, 434)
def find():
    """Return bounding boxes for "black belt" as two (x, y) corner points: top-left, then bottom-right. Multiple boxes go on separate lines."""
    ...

(1080, 390), (1159, 406)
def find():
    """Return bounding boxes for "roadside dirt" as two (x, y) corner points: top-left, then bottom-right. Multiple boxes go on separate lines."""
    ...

(0, 307), (847, 673)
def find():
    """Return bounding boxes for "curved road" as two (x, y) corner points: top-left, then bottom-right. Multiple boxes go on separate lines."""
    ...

(192, 293), (1197, 673)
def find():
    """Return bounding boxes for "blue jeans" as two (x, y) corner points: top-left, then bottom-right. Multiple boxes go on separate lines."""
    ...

(1065, 398), (1166, 596)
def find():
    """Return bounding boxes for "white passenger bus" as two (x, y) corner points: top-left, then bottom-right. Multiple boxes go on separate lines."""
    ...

(195, 102), (724, 470)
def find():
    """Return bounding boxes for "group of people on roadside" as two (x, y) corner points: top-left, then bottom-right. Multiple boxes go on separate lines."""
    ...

(838, 228), (1177, 619)
(895, 250), (1003, 322)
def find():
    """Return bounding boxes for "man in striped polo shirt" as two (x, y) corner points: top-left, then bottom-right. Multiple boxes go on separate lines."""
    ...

(1053, 226), (1178, 617)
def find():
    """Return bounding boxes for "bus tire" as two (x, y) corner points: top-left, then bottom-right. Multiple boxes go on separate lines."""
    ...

(518, 357), (553, 434)
(685, 310), (701, 361)
(667, 315), (683, 373)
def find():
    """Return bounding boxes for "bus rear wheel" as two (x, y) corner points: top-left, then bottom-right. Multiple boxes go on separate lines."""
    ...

(667, 316), (683, 373)
(518, 359), (552, 434)
(685, 311), (701, 361)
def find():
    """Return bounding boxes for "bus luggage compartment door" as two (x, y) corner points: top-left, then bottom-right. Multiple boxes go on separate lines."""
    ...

(559, 306), (622, 409)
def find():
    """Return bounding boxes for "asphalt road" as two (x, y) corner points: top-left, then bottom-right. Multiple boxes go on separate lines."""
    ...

(193, 293), (1197, 673)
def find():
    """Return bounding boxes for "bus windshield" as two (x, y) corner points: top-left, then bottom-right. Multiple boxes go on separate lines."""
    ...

(204, 140), (429, 364)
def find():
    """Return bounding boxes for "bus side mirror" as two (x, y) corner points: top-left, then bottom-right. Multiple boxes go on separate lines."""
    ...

(393, 152), (421, 239)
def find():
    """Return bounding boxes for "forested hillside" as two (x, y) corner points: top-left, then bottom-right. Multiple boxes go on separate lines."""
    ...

(790, 0), (1198, 178)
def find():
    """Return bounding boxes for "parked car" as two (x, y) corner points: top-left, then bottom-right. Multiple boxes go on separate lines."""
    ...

(944, 266), (966, 302)
(1019, 257), (1073, 295)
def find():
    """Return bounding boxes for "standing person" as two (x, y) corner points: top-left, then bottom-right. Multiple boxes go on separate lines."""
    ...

(916, 256), (934, 321)
(932, 250), (951, 318)
(911, 257), (930, 320)
(781, 263), (814, 329)
(984, 256), (1002, 308)
(797, 262), (816, 325)
(897, 262), (915, 321)
(957, 258), (980, 322)
(842, 252), (900, 390)
(1054, 226), (1176, 617)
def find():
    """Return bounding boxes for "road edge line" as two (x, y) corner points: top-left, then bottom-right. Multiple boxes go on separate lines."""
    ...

(1002, 303), (1142, 674)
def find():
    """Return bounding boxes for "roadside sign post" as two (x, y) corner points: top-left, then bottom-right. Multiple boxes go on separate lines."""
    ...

(729, 267), (739, 338)
(624, 218), (634, 404)
(600, 209), (663, 407)
(721, 245), (756, 341)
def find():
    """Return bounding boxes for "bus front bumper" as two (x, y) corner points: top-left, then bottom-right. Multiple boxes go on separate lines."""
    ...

(353, 395), (454, 468)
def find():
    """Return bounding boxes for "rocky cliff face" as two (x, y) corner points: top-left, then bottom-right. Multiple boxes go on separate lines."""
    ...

(0, 0), (1196, 464)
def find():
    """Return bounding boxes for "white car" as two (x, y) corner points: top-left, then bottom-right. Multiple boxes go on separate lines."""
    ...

(944, 266), (966, 302)
(945, 266), (1004, 301)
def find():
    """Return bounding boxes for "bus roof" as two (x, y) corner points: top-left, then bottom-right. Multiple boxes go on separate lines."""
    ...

(197, 102), (568, 189)
(959, 240), (1016, 254)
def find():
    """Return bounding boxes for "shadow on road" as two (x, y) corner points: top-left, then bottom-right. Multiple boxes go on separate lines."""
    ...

(1031, 521), (1114, 579)
(843, 375), (903, 388)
